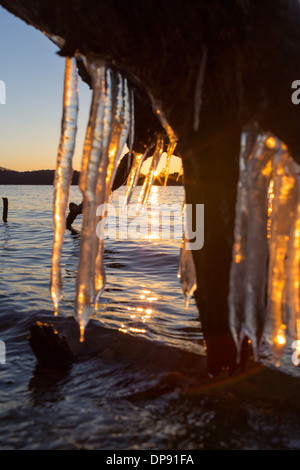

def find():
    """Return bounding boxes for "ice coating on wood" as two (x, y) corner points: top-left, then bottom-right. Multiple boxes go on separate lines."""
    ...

(229, 131), (300, 365)
(51, 57), (78, 313)
(50, 56), (300, 368)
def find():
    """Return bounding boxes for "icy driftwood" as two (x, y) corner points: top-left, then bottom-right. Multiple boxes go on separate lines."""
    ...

(50, 57), (300, 370)
(50, 57), (178, 342)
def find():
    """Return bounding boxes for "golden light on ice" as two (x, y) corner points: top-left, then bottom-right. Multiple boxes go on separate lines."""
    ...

(266, 136), (277, 149)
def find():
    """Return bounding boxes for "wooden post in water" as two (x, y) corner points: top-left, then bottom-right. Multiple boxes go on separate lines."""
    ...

(2, 197), (8, 223)
(66, 201), (83, 229)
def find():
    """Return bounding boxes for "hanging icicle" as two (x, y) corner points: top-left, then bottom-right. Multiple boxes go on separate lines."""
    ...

(262, 142), (298, 364)
(286, 168), (300, 366)
(229, 129), (300, 367)
(123, 149), (149, 208)
(51, 57), (78, 314)
(75, 63), (108, 341)
(73, 61), (132, 341)
(229, 132), (274, 360)
(137, 135), (164, 209)
(94, 72), (131, 307)
(151, 100), (178, 187)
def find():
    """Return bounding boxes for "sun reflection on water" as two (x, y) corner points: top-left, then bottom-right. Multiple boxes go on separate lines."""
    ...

(118, 284), (158, 335)
(147, 185), (160, 243)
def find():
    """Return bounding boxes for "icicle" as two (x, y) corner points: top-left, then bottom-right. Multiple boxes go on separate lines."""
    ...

(286, 177), (300, 365)
(178, 236), (197, 308)
(137, 135), (164, 209)
(263, 142), (298, 365)
(229, 129), (300, 367)
(150, 100), (178, 187)
(127, 87), (135, 170)
(287, 163), (300, 367)
(75, 63), (108, 341)
(94, 72), (131, 306)
(72, 60), (132, 341)
(242, 135), (275, 358)
(164, 137), (178, 188)
(229, 131), (253, 360)
(276, 156), (300, 365)
(229, 132), (275, 360)
(123, 149), (149, 208)
(51, 57), (78, 314)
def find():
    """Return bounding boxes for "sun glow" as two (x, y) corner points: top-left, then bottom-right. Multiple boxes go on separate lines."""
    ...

(119, 287), (157, 335)
(266, 136), (277, 149)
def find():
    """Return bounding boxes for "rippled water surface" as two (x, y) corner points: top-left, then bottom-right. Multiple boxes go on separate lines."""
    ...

(1, 185), (300, 450)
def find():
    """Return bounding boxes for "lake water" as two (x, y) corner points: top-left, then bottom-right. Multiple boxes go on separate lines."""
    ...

(0, 184), (300, 450)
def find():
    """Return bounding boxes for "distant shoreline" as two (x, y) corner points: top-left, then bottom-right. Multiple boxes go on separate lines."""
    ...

(0, 168), (183, 186)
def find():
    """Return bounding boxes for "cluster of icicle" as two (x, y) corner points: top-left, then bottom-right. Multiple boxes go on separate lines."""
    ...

(50, 56), (180, 341)
(229, 130), (300, 366)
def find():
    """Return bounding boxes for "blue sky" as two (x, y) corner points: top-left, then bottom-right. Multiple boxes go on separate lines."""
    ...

(0, 6), (181, 174)
(0, 6), (92, 171)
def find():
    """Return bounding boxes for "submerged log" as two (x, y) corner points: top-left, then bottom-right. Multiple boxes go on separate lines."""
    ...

(66, 201), (83, 229)
(28, 321), (77, 369)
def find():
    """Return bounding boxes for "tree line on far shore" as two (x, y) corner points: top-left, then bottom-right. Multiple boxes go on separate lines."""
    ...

(0, 168), (183, 186)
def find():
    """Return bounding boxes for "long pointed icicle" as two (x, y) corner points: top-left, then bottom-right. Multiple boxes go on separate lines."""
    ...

(75, 63), (107, 341)
(286, 167), (300, 365)
(123, 149), (149, 209)
(263, 144), (298, 364)
(242, 135), (274, 359)
(94, 72), (132, 306)
(92, 67), (113, 308)
(137, 135), (164, 209)
(229, 131), (254, 360)
(127, 87), (135, 169)
(51, 57), (78, 313)
(164, 137), (178, 188)
(229, 133), (274, 360)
